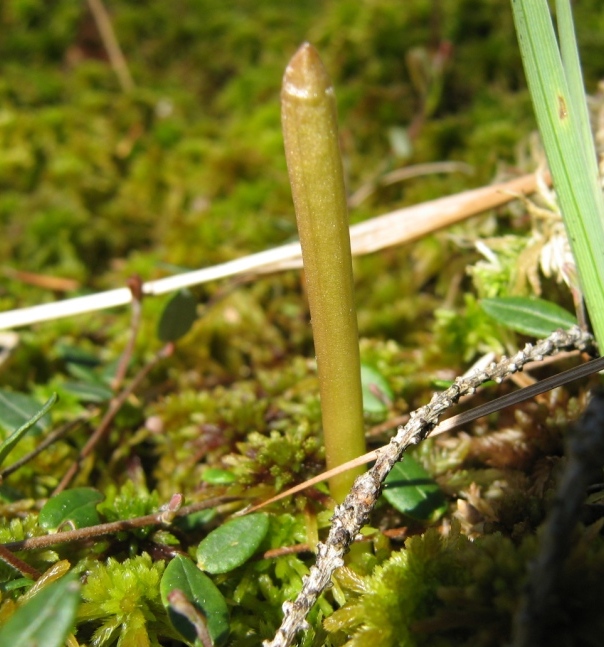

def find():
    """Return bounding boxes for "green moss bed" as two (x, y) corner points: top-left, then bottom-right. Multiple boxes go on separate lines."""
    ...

(1, 1), (604, 645)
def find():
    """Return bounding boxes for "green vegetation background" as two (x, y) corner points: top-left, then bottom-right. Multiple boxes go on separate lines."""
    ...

(1, 0), (601, 306)
(2, 1), (604, 646)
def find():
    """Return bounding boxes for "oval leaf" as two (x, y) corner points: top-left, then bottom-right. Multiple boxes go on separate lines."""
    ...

(197, 513), (269, 574)
(158, 289), (198, 342)
(160, 555), (229, 646)
(201, 468), (237, 485)
(361, 364), (393, 414)
(61, 381), (113, 403)
(382, 458), (447, 522)
(481, 297), (576, 337)
(39, 487), (104, 530)
(0, 572), (80, 647)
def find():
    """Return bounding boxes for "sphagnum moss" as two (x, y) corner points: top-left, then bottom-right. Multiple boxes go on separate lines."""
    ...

(281, 43), (366, 503)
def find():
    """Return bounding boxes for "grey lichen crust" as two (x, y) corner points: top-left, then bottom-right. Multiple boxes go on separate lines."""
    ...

(265, 326), (596, 647)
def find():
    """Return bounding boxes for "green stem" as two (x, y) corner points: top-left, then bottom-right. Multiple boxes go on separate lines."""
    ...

(281, 43), (366, 503)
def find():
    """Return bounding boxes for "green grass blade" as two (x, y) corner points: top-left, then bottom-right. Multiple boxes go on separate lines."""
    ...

(511, 0), (604, 348)
(555, 0), (598, 173)
(0, 393), (58, 466)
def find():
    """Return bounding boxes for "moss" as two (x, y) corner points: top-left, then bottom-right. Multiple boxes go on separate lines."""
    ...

(0, 515), (57, 585)
(325, 526), (472, 646)
(150, 357), (326, 498)
(433, 294), (511, 363)
(226, 425), (324, 492)
(326, 524), (604, 647)
(78, 553), (177, 647)
(96, 481), (160, 541)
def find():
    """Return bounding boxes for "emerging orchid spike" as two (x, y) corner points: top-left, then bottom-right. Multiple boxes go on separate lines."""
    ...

(281, 43), (366, 503)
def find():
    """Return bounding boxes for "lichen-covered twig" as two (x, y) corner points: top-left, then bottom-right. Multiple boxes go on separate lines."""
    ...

(265, 325), (595, 647)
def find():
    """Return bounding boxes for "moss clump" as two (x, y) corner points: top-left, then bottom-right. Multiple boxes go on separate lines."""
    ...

(78, 553), (177, 647)
(96, 481), (160, 542)
(433, 294), (510, 363)
(325, 526), (472, 646)
(326, 523), (604, 647)
(149, 357), (325, 498)
(226, 425), (325, 492)
(0, 515), (57, 586)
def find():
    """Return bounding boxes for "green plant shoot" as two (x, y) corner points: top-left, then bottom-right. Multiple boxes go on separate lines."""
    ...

(511, 0), (604, 348)
(281, 43), (366, 502)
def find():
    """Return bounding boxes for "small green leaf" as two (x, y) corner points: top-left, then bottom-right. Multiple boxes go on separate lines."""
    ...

(197, 513), (269, 574)
(0, 393), (58, 466)
(0, 578), (34, 594)
(0, 572), (80, 647)
(0, 390), (53, 436)
(65, 362), (103, 384)
(361, 364), (393, 414)
(158, 289), (198, 342)
(201, 468), (237, 485)
(175, 508), (216, 533)
(61, 381), (113, 403)
(56, 343), (102, 367)
(481, 296), (577, 337)
(382, 458), (447, 522)
(160, 555), (229, 647)
(39, 487), (104, 530)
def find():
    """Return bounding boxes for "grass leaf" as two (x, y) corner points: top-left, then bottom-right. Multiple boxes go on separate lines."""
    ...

(0, 572), (80, 647)
(511, 0), (604, 347)
(0, 393), (57, 466)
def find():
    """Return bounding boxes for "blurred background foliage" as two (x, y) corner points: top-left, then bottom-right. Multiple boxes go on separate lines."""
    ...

(1, 0), (602, 299)
(0, 0), (603, 391)
(0, 0), (602, 393)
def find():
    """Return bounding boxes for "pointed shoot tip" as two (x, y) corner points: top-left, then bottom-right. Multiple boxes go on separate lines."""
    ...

(282, 42), (332, 101)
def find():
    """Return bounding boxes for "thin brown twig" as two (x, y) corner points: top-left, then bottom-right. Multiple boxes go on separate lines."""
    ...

(348, 160), (474, 208)
(0, 412), (97, 482)
(0, 543), (42, 579)
(53, 343), (174, 494)
(1, 496), (238, 553)
(86, 0), (134, 92)
(366, 413), (410, 438)
(263, 544), (314, 560)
